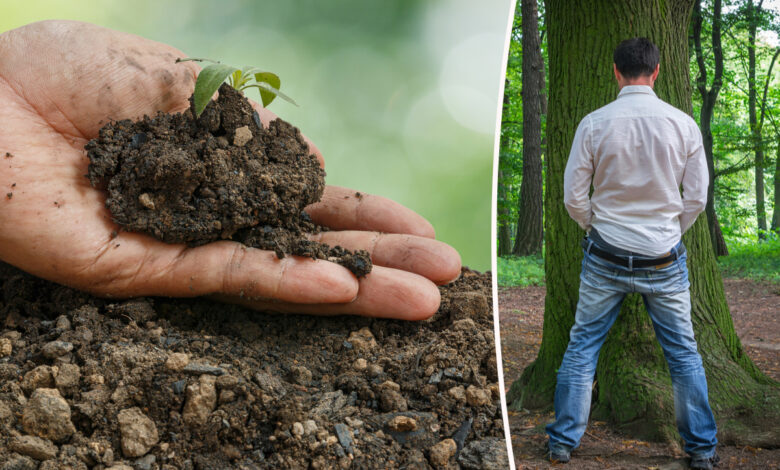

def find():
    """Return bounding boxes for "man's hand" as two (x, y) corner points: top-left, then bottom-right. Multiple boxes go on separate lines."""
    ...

(0, 20), (461, 320)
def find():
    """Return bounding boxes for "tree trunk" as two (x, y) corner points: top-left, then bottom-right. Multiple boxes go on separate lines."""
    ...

(772, 134), (780, 232)
(508, 0), (779, 446)
(512, 0), (545, 256)
(498, 171), (513, 256)
(498, 78), (514, 256)
(748, 0), (767, 240)
(693, 0), (729, 256)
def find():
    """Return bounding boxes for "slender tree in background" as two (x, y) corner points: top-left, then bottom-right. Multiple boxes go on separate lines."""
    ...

(508, 0), (779, 445)
(773, 118), (780, 232)
(747, 0), (768, 239)
(512, 0), (545, 256)
(498, 79), (513, 256)
(693, 0), (729, 256)
(758, 46), (779, 232)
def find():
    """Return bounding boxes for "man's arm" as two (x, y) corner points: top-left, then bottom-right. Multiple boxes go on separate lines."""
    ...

(563, 116), (594, 230)
(679, 124), (708, 234)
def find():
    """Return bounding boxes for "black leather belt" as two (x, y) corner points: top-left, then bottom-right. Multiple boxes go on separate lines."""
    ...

(581, 238), (681, 269)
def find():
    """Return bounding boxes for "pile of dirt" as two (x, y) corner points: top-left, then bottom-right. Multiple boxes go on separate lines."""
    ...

(85, 83), (370, 276)
(0, 263), (505, 469)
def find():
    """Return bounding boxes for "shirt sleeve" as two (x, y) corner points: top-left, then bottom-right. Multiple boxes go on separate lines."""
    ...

(679, 124), (709, 234)
(563, 116), (594, 231)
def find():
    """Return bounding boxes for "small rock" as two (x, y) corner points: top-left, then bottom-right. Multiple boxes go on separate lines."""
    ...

(107, 298), (156, 323)
(347, 328), (377, 351)
(215, 375), (239, 389)
(85, 374), (105, 385)
(218, 389), (236, 404)
(429, 438), (457, 468)
(290, 365), (312, 385)
(22, 388), (76, 443)
(55, 315), (72, 331)
(379, 380), (401, 391)
(0, 401), (12, 422)
(292, 422), (304, 437)
(379, 388), (407, 412)
(353, 358), (367, 371)
(452, 318), (477, 331)
(465, 385), (491, 407)
(54, 363), (80, 396)
(117, 407), (159, 458)
(333, 423), (353, 454)
(183, 374), (217, 427)
(134, 453), (156, 470)
(9, 435), (58, 461)
(0, 337), (12, 357)
(165, 353), (189, 371)
(448, 386), (466, 402)
(387, 415), (417, 432)
(458, 437), (508, 469)
(303, 420), (318, 436)
(0, 456), (36, 470)
(106, 465), (134, 470)
(366, 364), (383, 377)
(233, 126), (253, 146)
(21, 366), (55, 394)
(182, 363), (226, 376)
(138, 193), (155, 210)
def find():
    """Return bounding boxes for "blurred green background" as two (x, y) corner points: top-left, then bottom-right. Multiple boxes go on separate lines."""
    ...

(1, 0), (512, 271)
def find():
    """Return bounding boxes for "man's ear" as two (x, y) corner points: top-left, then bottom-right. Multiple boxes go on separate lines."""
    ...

(651, 63), (660, 82)
(613, 63), (621, 82)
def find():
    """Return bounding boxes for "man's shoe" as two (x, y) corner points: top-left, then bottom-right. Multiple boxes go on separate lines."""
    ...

(545, 442), (571, 463)
(690, 452), (720, 470)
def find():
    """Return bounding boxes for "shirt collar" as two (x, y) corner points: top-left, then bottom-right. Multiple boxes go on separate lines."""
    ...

(617, 85), (656, 98)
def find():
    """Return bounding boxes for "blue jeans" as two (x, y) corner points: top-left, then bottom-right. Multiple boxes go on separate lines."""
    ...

(546, 237), (717, 458)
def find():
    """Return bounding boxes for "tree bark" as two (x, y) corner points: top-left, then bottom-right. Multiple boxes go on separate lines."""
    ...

(508, 0), (779, 446)
(773, 133), (780, 232)
(693, 0), (729, 256)
(498, 172), (513, 255)
(512, 0), (544, 256)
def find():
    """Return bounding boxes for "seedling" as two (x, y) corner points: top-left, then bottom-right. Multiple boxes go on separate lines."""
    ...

(176, 57), (297, 117)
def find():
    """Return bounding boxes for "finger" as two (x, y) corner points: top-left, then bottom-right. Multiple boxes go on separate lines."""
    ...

(85, 234), (358, 304)
(311, 231), (461, 285)
(306, 186), (435, 238)
(0, 20), (199, 139)
(247, 101), (325, 168)
(220, 266), (442, 321)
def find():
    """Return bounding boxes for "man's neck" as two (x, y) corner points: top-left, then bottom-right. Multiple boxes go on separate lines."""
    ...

(618, 79), (654, 90)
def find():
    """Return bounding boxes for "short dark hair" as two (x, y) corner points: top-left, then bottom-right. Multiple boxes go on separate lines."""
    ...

(613, 38), (659, 78)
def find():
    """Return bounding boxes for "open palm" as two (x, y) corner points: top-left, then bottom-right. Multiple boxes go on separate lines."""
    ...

(0, 20), (460, 320)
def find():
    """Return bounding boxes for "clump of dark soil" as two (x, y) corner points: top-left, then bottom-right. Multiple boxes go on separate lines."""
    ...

(86, 84), (370, 276)
(0, 263), (506, 469)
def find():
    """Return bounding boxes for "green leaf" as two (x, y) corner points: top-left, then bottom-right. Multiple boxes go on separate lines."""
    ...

(193, 63), (237, 117)
(254, 72), (282, 107)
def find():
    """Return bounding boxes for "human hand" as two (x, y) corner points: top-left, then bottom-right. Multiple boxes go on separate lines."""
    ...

(0, 20), (461, 320)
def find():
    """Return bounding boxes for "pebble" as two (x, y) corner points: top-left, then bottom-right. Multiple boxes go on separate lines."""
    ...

(366, 364), (383, 377)
(290, 365), (312, 385)
(21, 366), (55, 394)
(292, 422), (304, 437)
(457, 437), (508, 469)
(465, 385), (491, 407)
(1, 456), (36, 470)
(333, 423), (353, 454)
(9, 435), (58, 461)
(452, 318), (478, 331)
(183, 374), (217, 427)
(54, 363), (80, 396)
(22, 388), (76, 443)
(387, 415), (417, 432)
(138, 193), (155, 210)
(0, 337), (12, 357)
(106, 465), (134, 470)
(215, 374), (239, 389)
(233, 126), (253, 146)
(379, 389), (407, 412)
(182, 363), (226, 376)
(165, 353), (189, 371)
(448, 385), (466, 402)
(429, 438), (457, 468)
(55, 315), (72, 331)
(352, 358), (367, 371)
(135, 453), (157, 470)
(117, 407), (159, 458)
(218, 389), (236, 404)
(347, 328), (377, 351)
(303, 420), (318, 436)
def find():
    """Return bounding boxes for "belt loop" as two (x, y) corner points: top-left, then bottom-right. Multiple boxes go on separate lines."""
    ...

(628, 255), (633, 272)
(587, 239), (593, 254)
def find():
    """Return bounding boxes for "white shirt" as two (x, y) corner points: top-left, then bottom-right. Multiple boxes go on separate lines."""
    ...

(563, 85), (708, 256)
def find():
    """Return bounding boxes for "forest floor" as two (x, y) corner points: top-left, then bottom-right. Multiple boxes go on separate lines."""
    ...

(499, 278), (780, 469)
